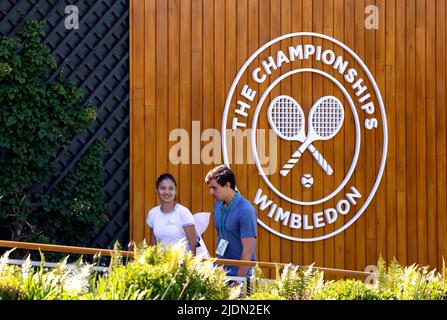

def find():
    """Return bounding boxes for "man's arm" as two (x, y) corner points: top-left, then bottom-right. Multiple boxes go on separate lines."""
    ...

(236, 237), (255, 277)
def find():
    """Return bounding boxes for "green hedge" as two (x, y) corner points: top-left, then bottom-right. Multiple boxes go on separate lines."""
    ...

(0, 19), (108, 250)
(246, 257), (447, 300)
(1, 245), (446, 300)
(0, 244), (232, 300)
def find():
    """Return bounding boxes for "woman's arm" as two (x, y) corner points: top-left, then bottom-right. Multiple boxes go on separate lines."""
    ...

(149, 227), (157, 246)
(183, 225), (197, 255)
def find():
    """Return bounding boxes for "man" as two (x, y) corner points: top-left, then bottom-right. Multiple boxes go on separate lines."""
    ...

(205, 165), (257, 277)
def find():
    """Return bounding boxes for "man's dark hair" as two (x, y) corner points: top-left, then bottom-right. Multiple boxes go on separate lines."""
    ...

(205, 165), (236, 189)
(156, 173), (177, 188)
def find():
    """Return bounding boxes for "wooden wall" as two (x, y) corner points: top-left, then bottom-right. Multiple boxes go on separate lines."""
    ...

(130, 0), (447, 273)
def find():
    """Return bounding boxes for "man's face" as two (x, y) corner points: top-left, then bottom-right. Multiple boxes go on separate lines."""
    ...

(207, 179), (229, 201)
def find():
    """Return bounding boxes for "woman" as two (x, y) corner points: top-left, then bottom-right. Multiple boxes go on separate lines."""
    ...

(146, 173), (197, 255)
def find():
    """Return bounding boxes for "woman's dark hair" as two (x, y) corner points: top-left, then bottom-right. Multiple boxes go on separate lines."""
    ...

(156, 173), (177, 188)
(205, 165), (236, 189)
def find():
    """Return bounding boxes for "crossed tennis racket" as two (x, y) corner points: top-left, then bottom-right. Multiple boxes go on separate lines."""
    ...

(267, 95), (345, 177)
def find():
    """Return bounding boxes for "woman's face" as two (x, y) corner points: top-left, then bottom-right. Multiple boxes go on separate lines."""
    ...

(157, 179), (176, 203)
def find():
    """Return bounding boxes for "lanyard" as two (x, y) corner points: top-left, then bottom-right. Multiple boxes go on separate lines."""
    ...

(219, 192), (239, 240)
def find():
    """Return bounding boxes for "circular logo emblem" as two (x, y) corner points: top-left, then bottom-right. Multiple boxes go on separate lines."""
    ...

(222, 33), (387, 242)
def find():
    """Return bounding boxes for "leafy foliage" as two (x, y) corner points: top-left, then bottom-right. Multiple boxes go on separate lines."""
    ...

(37, 140), (109, 247)
(313, 280), (382, 300)
(0, 243), (231, 300)
(244, 292), (284, 300)
(0, 249), (92, 300)
(0, 19), (107, 248)
(94, 242), (231, 300)
(248, 258), (447, 300)
(1, 248), (447, 300)
(247, 263), (324, 300)
(374, 257), (447, 300)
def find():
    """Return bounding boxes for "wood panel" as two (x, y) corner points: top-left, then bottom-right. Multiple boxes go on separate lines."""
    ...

(130, 0), (447, 273)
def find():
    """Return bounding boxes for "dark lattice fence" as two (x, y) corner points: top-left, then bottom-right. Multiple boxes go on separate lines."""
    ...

(0, 0), (130, 249)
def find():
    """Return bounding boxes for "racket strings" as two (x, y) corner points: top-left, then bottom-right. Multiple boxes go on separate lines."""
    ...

(271, 98), (303, 138)
(311, 98), (343, 138)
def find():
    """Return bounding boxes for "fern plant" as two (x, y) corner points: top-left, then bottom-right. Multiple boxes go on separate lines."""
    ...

(270, 264), (322, 300)
(88, 242), (231, 300)
(373, 257), (447, 300)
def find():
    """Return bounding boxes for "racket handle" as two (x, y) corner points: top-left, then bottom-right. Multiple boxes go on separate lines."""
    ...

(280, 149), (303, 176)
(308, 145), (333, 175)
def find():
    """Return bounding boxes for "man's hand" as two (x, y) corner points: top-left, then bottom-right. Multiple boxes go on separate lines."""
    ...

(236, 237), (255, 277)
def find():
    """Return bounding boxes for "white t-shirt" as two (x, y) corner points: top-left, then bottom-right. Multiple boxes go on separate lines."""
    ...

(146, 203), (195, 251)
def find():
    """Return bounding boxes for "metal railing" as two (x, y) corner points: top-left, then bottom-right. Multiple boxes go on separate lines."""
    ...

(0, 240), (373, 279)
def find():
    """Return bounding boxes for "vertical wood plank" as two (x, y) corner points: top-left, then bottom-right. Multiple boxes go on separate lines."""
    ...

(406, 0), (418, 264)
(144, 104), (156, 241)
(344, 0), (356, 272)
(156, 0), (169, 176)
(212, 0), (226, 254)
(375, 0), (387, 266)
(396, 0), (408, 265)
(236, 0), (249, 242)
(333, 0), (345, 274)
(247, 0), (262, 270)
(133, 0), (144, 89)
(280, 0), (292, 266)
(416, 0), (427, 265)
(168, 0), (180, 189)
(291, 0), (304, 270)
(425, 0), (437, 268)
(385, 0), (397, 264)
(145, 0), (156, 106)
(130, 0), (145, 242)
(259, 0), (272, 276)
(202, 0), (214, 253)
(312, 0), (324, 268)
(191, 0), (203, 215)
(323, 0), (335, 277)
(301, 0), (314, 266)
(132, 88), (145, 242)
(269, 0), (282, 264)
(179, 0), (192, 211)
(143, 0), (157, 242)
(436, 0), (447, 265)
(354, 0), (366, 272)
(365, 0), (377, 268)
(144, 0), (158, 243)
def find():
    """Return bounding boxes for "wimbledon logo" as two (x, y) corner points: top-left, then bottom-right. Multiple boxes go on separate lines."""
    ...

(222, 33), (388, 242)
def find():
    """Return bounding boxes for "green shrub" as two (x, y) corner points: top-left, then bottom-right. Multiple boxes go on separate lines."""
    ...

(87, 242), (231, 300)
(3, 245), (446, 300)
(314, 280), (382, 300)
(19, 255), (92, 300)
(0, 275), (23, 300)
(0, 250), (22, 299)
(38, 140), (109, 248)
(0, 19), (107, 249)
(244, 292), (284, 300)
(1, 249), (93, 300)
(248, 263), (324, 300)
(374, 256), (447, 300)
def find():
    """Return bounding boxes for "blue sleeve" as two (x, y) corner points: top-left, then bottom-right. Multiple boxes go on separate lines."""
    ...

(213, 202), (220, 232)
(240, 203), (257, 239)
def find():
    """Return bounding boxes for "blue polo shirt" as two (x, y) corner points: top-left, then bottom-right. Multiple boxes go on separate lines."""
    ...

(213, 192), (257, 276)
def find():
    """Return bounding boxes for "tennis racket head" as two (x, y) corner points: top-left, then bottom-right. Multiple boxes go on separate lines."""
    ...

(267, 95), (306, 141)
(308, 96), (345, 141)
